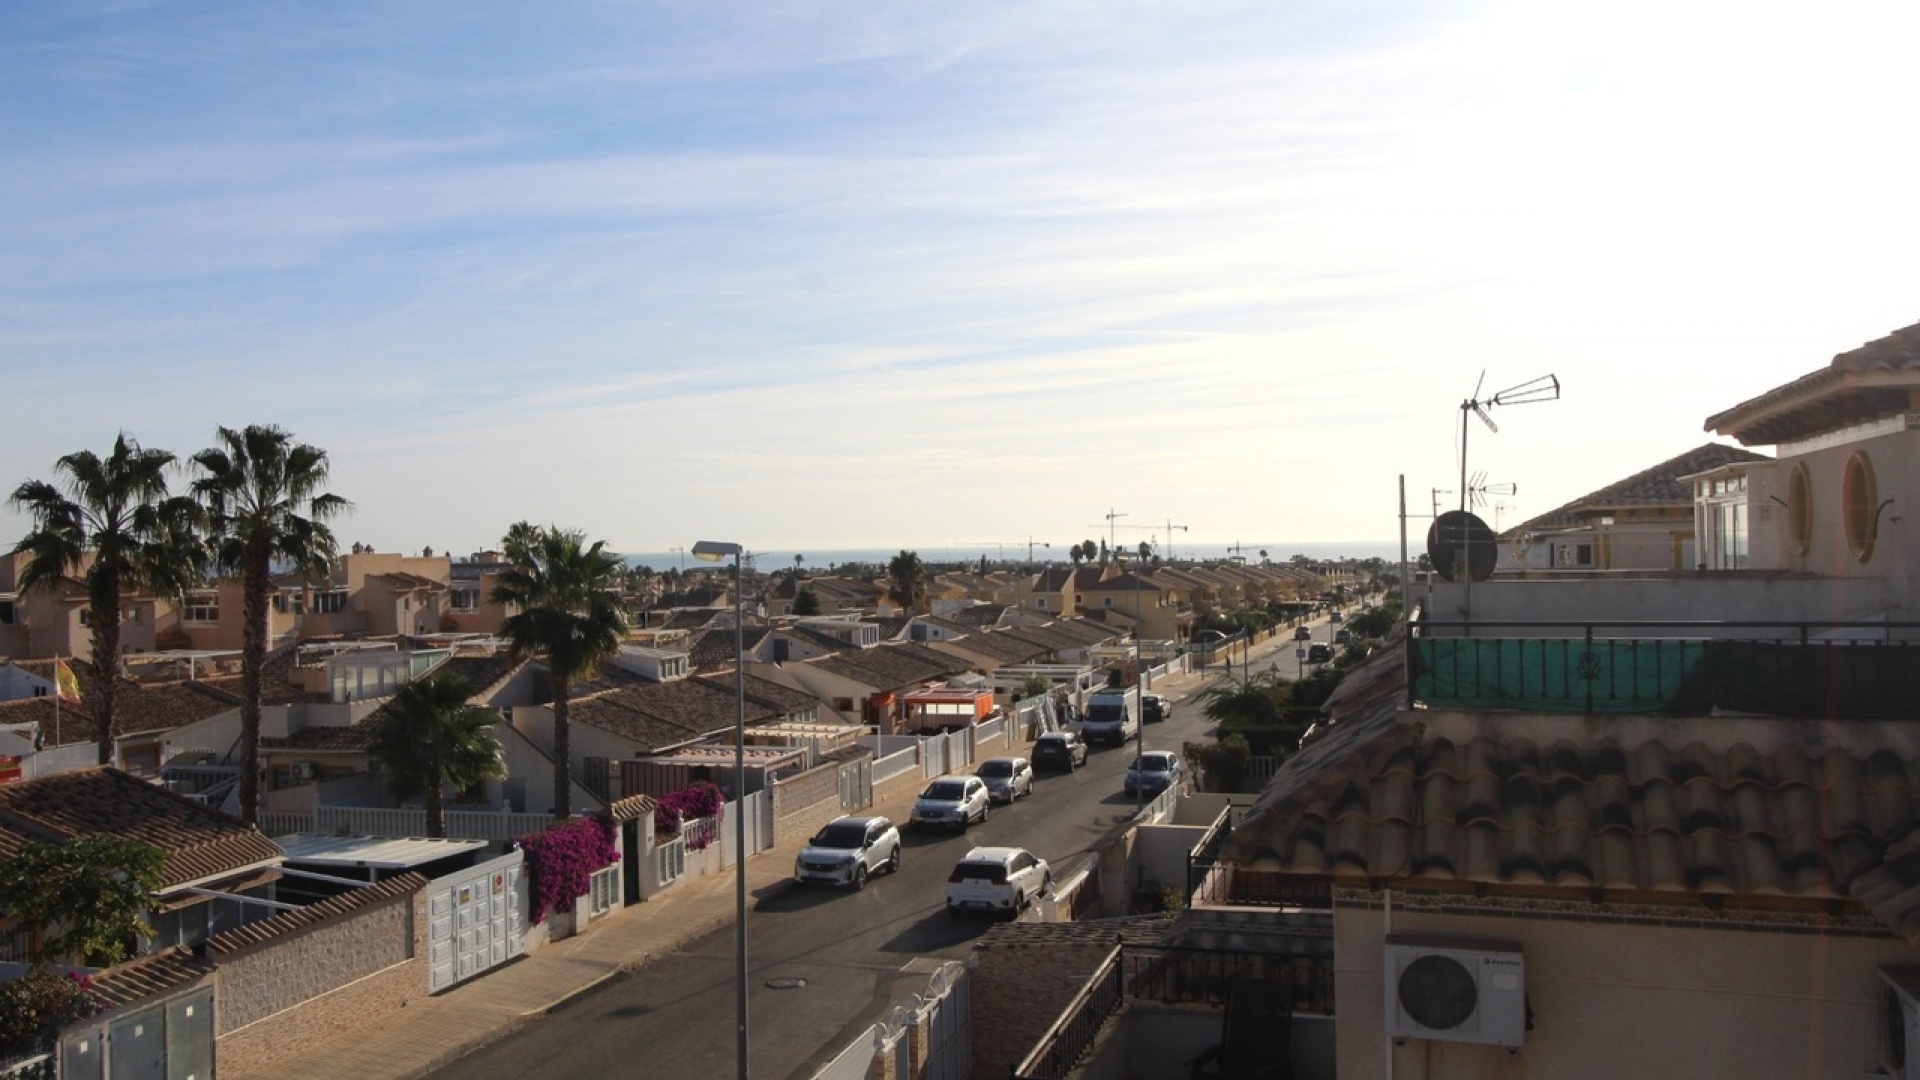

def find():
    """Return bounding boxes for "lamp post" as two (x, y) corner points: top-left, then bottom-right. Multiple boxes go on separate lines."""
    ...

(692, 539), (748, 1080)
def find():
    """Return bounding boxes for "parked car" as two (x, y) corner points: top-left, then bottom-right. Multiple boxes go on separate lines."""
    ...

(945, 846), (1052, 919)
(1307, 643), (1333, 664)
(1294, 625), (1313, 641)
(1329, 610), (1343, 624)
(1124, 751), (1185, 797)
(1142, 693), (1172, 724)
(793, 815), (902, 889)
(1334, 628), (1353, 644)
(911, 775), (990, 831)
(977, 757), (1034, 803)
(1032, 731), (1088, 772)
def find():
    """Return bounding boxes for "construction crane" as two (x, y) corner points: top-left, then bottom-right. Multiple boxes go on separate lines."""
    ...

(1111, 520), (1190, 562)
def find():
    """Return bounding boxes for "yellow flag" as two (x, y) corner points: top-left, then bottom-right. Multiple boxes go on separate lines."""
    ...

(54, 658), (81, 704)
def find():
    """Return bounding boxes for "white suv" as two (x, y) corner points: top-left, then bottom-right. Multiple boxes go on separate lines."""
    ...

(911, 775), (990, 832)
(793, 815), (903, 889)
(946, 846), (1052, 919)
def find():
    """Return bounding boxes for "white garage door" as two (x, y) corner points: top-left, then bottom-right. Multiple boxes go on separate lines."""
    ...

(428, 850), (526, 993)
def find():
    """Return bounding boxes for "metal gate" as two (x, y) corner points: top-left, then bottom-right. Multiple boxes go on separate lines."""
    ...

(427, 850), (526, 993)
(61, 985), (211, 1080)
(838, 756), (873, 810)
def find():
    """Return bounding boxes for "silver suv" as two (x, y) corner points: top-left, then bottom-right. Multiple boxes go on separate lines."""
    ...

(794, 815), (902, 889)
(911, 775), (990, 831)
(945, 846), (1052, 919)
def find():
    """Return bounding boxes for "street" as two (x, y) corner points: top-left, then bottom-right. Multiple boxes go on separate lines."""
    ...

(423, 613), (1343, 1080)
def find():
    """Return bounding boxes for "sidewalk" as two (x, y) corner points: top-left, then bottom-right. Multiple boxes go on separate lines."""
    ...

(224, 667), (1239, 1080)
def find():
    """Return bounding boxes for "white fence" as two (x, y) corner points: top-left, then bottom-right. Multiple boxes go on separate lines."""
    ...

(809, 962), (970, 1080)
(258, 806), (555, 844)
(870, 745), (918, 785)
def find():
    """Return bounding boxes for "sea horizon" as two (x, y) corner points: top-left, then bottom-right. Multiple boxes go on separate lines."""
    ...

(623, 540), (1402, 573)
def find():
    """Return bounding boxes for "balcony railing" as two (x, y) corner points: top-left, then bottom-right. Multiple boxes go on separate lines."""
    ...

(1408, 620), (1920, 718)
(1009, 944), (1336, 1080)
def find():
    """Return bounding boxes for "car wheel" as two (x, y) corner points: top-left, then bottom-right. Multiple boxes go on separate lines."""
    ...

(853, 865), (868, 890)
(887, 847), (901, 874)
(978, 801), (989, 824)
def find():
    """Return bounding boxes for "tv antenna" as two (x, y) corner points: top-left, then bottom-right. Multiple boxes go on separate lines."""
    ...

(1459, 371), (1558, 513)
(1465, 471), (1517, 511)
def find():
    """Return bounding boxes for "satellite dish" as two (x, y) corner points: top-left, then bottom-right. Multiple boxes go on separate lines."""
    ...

(1427, 510), (1497, 582)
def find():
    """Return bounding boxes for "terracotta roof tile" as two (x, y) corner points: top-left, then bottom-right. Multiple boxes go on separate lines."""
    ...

(205, 871), (426, 955)
(85, 946), (214, 1009)
(1223, 642), (1920, 938)
(0, 768), (282, 891)
(1502, 442), (1771, 539)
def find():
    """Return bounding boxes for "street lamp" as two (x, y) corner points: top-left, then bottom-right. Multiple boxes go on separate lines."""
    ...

(692, 539), (748, 1080)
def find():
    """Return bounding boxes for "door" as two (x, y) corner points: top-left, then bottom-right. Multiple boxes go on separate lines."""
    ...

(108, 1011), (165, 1080)
(428, 850), (526, 992)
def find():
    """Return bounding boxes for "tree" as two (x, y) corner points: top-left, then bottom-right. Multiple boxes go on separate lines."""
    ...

(491, 525), (628, 819)
(792, 586), (822, 616)
(10, 434), (205, 765)
(367, 673), (507, 838)
(0, 835), (164, 967)
(1016, 674), (1052, 701)
(1068, 543), (1085, 567)
(886, 550), (928, 615)
(1137, 540), (1151, 562)
(193, 425), (348, 825)
(1197, 674), (1291, 728)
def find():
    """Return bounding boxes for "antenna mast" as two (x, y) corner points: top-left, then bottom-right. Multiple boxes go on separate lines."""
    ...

(1459, 372), (1559, 513)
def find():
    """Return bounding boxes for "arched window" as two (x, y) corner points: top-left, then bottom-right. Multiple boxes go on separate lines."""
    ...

(1842, 451), (1879, 562)
(1787, 463), (1813, 557)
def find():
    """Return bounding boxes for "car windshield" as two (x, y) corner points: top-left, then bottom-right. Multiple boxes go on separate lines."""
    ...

(979, 761), (1013, 778)
(923, 781), (966, 800)
(1132, 756), (1172, 773)
(811, 822), (868, 848)
(1087, 704), (1125, 722)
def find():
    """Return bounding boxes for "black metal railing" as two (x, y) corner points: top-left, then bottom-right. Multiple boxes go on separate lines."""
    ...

(1122, 945), (1335, 1015)
(1408, 621), (1920, 718)
(1010, 947), (1125, 1080)
(1188, 861), (1332, 910)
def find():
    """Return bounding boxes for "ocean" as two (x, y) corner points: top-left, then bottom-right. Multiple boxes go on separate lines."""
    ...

(622, 541), (1401, 573)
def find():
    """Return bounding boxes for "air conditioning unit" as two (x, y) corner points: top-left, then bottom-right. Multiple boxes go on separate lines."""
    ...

(1385, 935), (1526, 1048)
(1878, 967), (1920, 1078)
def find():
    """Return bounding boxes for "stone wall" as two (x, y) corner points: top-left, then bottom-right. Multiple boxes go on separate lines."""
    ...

(771, 758), (845, 844)
(212, 878), (428, 1076)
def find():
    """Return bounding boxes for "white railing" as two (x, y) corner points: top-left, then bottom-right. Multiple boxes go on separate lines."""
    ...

(680, 814), (720, 851)
(260, 806), (553, 843)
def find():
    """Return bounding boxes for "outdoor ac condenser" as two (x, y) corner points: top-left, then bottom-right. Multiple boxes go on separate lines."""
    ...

(1384, 934), (1526, 1048)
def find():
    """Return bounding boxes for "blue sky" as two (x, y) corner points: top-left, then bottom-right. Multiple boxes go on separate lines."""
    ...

(6, 1), (1919, 558)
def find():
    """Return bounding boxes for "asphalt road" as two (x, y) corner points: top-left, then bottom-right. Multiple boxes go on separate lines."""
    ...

(423, 614), (1344, 1080)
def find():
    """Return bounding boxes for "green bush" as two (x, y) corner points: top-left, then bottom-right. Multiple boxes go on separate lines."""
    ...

(0, 970), (99, 1058)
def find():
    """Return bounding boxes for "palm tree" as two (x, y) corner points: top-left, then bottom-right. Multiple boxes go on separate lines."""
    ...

(491, 525), (628, 820)
(1196, 674), (1291, 728)
(366, 673), (507, 838)
(886, 549), (928, 615)
(192, 425), (350, 825)
(1068, 543), (1085, 567)
(9, 434), (204, 764)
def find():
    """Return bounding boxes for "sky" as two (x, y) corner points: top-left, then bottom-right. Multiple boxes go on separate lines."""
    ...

(5, 1), (1920, 560)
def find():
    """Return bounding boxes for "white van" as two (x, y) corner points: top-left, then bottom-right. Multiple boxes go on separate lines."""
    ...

(1081, 687), (1140, 747)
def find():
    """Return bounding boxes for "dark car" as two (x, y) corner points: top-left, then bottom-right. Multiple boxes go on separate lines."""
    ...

(1334, 628), (1352, 644)
(1142, 693), (1172, 724)
(1032, 731), (1088, 772)
(1307, 643), (1333, 664)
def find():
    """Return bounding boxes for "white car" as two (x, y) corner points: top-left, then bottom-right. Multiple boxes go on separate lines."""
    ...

(793, 815), (902, 889)
(946, 846), (1052, 919)
(976, 757), (1034, 804)
(911, 775), (991, 831)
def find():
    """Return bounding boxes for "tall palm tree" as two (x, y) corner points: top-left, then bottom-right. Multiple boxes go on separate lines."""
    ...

(366, 673), (506, 838)
(9, 434), (204, 764)
(192, 425), (349, 824)
(886, 549), (928, 615)
(491, 525), (627, 820)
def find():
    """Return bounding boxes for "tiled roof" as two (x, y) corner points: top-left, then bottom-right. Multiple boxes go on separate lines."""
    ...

(933, 631), (1046, 665)
(1222, 645), (1920, 938)
(206, 872), (426, 956)
(1503, 442), (1771, 539)
(684, 625), (773, 673)
(85, 946), (215, 1008)
(1707, 320), (1920, 445)
(0, 768), (283, 891)
(660, 607), (729, 630)
(945, 604), (1010, 629)
(569, 676), (779, 752)
(366, 571), (446, 591)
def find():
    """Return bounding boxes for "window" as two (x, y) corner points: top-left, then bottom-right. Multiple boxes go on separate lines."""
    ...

(183, 598), (219, 624)
(1843, 451), (1880, 562)
(0, 600), (12, 625)
(1787, 463), (1813, 556)
(312, 590), (347, 615)
(450, 587), (481, 611)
